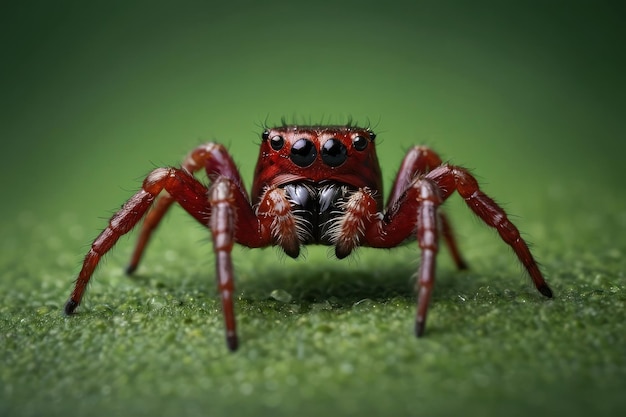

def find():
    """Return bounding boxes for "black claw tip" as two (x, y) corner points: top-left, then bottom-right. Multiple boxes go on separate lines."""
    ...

(335, 245), (352, 260)
(284, 246), (300, 259)
(538, 284), (553, 298)
(226, 334), (239, 352)
(125, 264), (137, 275)
(64, 299), (79, 315)
(415, 320), (425, 338)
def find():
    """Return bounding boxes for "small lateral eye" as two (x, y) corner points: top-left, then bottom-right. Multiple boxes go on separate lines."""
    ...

(270, 135), (285, 151)
(262, 130), (270, 140)
(353, 135), (368, 151)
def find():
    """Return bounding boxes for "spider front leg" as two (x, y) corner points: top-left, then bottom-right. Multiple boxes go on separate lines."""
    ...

(208, 177), (240, 351)
(327, 182), (442, 336)
(65, 167), (212, 314)
(364, 177), (445, 337)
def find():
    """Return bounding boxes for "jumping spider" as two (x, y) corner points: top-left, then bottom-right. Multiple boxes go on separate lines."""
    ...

(65, 124), (553, 351)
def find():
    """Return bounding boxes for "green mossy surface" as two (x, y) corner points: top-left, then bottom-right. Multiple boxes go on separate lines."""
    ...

(2, 1), (625, 416)
(2, 191), (625, 417)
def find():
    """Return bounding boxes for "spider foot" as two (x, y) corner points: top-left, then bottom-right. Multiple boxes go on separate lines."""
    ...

(64, 299), (79, 315)
(538, 283), (553, 298)
(125, 264), (138, 275)
(415, 320), (426, 338)
(457, 259), (469, 270)
(226, 332), (239, 352)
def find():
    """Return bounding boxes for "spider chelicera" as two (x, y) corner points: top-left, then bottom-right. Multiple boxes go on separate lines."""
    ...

(65, 124), (553, 351)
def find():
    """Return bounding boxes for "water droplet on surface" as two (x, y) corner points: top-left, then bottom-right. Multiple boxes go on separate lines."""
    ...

(147, 296), (167, 310)
(311, 300), (333, 311)
(269, 289), (293, 303)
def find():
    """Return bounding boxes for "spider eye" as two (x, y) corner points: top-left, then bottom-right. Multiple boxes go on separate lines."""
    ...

(261, 130), (270, 140)
(353, 135), (368, 151)
(270, 135), (285, 151)
(369, 131), (376, 141)
(322, 138), (347, 167)
(290, 138), (317, 167)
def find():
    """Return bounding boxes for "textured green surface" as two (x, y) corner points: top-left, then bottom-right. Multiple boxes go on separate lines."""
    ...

(1, 1), (625, 416)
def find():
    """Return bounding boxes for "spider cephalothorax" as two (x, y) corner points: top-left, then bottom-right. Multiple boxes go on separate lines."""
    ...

(65, 124), (552, 351)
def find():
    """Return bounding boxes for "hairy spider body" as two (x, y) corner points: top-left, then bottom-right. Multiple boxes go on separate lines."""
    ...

(65, 124), (552, 351)
(281, 182), (357, 247)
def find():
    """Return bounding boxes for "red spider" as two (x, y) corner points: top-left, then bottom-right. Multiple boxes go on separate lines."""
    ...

(65, 124), (553, 351)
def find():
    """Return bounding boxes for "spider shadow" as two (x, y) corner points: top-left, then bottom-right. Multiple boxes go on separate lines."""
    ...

(126, 245), (468, 310)
(235, 247), (468, 307)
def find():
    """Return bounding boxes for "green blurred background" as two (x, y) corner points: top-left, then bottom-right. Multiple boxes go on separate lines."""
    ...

(1, 0), (624, 224)
(1, 0), (625, 416)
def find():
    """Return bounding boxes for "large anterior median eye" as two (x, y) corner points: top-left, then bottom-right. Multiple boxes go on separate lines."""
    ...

(321, 138), (347, 167)
(290, 138), (317, 167)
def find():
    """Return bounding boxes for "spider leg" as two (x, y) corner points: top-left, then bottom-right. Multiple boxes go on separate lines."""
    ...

(439, 213), (469, 270)
(206, 177), (292, 351)
(127, 143), (249, 273)
(426, 164), (553, 298)
(362, 156), (552, 337)
(387, 146), (443, 206)
(208, 177), (239, 351)
(126, 194), (174, 274)
(65, 167), (212, 315)
(388, 146), (468, 270)
(362, 177), (444, 337)
(328, 182), (443, 335)
(66, 142), (272, 351)
(203, 181), (306, 346)
(413, 179), (443, 337)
